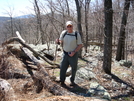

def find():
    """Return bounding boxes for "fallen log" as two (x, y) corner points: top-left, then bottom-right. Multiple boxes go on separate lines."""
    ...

(2, 36), (74, 96)
(22, 47), (75, 96)
(2, 37), (59, 67)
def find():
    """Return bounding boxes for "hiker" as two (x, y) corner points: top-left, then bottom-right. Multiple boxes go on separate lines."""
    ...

(56, 21), (83, 86)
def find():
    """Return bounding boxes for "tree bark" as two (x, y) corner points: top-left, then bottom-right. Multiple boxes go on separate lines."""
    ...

(2, 36), (75, 95)
(75, 0), (83, 57)
(34, 0), (45, 44)
(22, 47), (75, 96)
(116, 0), (130, 61)
(2, 37), (59, 67)
(65, 0), (70, 16)
(131, 0), (134, 10)
(84, 0), (91, 53)
(103, 0), (113, 74)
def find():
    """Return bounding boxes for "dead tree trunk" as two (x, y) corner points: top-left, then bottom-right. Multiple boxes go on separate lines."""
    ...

(22, 47), (75, 96)
(2, 37), (59, 67)
(116, 0), (130, 61)
(34, 0), (45, 44)
(2, 37), (75, 96)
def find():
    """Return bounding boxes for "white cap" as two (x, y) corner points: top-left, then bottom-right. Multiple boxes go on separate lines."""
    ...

(66, 21), (73, 26)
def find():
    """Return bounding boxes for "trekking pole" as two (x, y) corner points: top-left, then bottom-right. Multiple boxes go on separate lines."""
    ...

(52, 38), (60, 76)
(54, 38), (60, 61)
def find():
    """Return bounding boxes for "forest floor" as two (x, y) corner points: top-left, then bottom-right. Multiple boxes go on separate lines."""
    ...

(0, 46), (134, 101)
(91, 59), (134, 101)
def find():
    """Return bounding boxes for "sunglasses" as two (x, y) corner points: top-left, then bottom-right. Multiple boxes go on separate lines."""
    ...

(67, 25), (72, 28)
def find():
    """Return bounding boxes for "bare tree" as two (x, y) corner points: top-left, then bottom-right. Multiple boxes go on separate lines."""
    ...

(4, 6), (14, 37)
(75, 0), (83, 57)
(131, 0), (134, 10)
(84, 0), (91, 53)
(103, 0), (113, 74)
(34, 0), (45, 44)
(65, 0), (70, 16)
(116, 0), (130, 61)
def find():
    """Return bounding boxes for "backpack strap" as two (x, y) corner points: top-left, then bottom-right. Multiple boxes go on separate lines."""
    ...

(63, 31), (67, 39)
(63, 31), (77, 40)
(75, 31), (77, 40)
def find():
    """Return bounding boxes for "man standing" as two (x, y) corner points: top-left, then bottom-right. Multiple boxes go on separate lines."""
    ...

(56, 21), (82, 86)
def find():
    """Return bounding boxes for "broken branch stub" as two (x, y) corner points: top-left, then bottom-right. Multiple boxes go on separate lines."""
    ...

(2, 37), (59, 67)
(22, 47), (75, 96)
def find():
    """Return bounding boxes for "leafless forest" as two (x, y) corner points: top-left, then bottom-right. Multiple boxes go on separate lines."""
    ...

(0, 0), (134, 101)
(0, 0), (134, 61)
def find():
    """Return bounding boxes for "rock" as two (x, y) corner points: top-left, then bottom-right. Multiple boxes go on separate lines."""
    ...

(111, 79), (119, 88)
(95, 52), (104, 61)
(119, 60), (132, 68)
(87, 82), (111, 101)
(88, 57), (99, 68)
(0, 78), (17, 101)
(74, 76), (86, 84)
(130, 65), (134, 70)
(65, 76), (71, 84)
(66, 67), (72, 76)
(121, 72), (130, 77)
(76, 67), (96, 81)
(102, 74), (112, 80)
(121, 83), (127, 89)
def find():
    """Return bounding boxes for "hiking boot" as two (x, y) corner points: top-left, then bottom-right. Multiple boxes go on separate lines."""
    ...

(60, 82), (66, 87)
(70, 82), (77, 86)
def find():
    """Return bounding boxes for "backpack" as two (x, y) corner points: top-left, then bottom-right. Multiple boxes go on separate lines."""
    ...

(63, 31), (77, 40)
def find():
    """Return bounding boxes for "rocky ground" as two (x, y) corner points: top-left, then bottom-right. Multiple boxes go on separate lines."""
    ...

(0, 44), (134, 101)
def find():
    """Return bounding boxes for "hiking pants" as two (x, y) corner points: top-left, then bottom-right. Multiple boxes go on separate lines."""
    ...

(60, 52), (78, 83)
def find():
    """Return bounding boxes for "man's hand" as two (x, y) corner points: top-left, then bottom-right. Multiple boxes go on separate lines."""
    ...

(68, 44), (82, 57)
(55, 38), (60, 45)
(68, 51), (75, 57)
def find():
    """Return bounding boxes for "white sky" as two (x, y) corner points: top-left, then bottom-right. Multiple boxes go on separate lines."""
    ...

(0, 0), (100, 17)
(0, 0), (34, 17)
